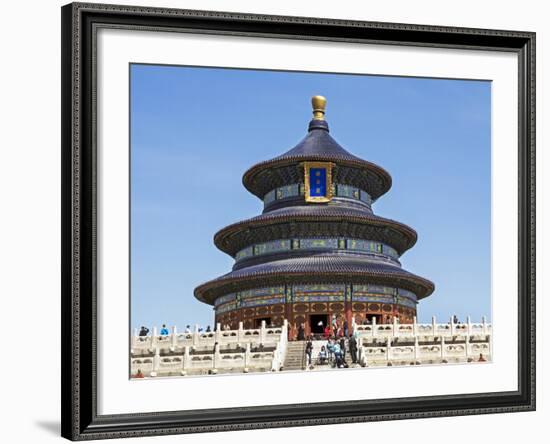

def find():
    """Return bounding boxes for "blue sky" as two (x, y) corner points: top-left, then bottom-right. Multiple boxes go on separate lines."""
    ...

(130, 64), (491, 330)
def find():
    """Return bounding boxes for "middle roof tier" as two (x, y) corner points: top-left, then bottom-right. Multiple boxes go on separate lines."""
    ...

(214, 204), (418, 258)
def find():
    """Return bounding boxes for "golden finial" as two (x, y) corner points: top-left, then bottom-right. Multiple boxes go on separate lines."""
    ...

(311, 95), (327, 120)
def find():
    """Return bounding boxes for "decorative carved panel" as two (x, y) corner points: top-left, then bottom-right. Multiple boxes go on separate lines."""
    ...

(243, 308), (255, 317)
(311, 303), (327, 312)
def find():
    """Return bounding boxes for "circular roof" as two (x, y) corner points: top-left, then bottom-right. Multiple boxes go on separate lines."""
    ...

(242, 101), (392, 200)
(213, 205), (418, 257)
(194, 254), (435, 304)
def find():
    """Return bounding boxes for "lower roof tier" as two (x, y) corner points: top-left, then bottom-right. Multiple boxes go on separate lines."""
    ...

(194, 255), (434, 305)
(214, 205), (418, 257)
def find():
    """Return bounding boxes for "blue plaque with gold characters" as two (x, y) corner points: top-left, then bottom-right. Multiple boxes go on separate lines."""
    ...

(304, 161), (333, 202)
(310, 168), (326, 196)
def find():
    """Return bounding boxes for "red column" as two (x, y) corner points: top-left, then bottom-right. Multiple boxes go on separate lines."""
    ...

(393, 305), (400, 323)
(345, 306), (352, 335)
(237, 307), (243, 329)
(345, 285), (352, 335)
(285, 284), (294, 340)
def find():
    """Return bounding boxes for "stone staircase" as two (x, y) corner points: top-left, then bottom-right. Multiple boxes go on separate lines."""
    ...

(282, 341), (306, 371)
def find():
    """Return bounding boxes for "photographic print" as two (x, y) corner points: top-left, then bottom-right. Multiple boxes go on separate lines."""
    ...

(62, 4), (535, 438)
(129, 65), (492, 379)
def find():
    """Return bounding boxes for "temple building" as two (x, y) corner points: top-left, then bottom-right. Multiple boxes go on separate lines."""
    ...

(194, 96), (435, 338)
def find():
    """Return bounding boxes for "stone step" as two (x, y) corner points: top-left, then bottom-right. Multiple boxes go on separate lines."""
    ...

(283, 342), (307, 370)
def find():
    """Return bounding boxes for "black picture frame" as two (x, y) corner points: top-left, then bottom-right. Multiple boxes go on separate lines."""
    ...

(61, 2), (536, 440)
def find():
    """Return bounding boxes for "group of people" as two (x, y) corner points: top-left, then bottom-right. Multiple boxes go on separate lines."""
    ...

(321, 319), (351, 339)
(137, 324), (212, 337)
(296, 315), (363, 369)
(304, 334), (359, 369)
(297, 316), (353, 342)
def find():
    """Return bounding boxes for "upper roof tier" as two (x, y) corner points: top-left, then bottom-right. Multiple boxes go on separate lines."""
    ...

(242, 96), (392, 201)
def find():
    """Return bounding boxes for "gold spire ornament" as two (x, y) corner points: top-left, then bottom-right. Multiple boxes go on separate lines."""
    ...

(311, 95), (327, 120)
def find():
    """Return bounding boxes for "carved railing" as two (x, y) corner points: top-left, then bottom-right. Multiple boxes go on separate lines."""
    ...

(131, 320), (288, 377)
(352, 316), (492, 339)
(132, 321), (286, 352)
(353, 316), (492, 366)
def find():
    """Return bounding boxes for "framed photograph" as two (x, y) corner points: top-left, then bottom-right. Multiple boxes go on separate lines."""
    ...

(61, 2), (535, 440)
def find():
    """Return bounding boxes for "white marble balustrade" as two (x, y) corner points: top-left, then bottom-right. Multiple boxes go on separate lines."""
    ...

(131, 320), (288, 377)
(352, 315), (491, 339)
(354, 316), (492, 367)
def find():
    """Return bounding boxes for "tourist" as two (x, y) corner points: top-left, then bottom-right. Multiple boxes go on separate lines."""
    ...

(326, 338), (334, 362)
(305, 337), (313, 365)
(339, 336), (347, 359)
(318, 346), (328, 364)
(453, 314), (459, 324)
(185, 325), (191, 333)
(343, 320), (349, 337)
(134, 369), (144, 378)
(348, 334), (358, 364)
(139, 326), (149, 337)
(206, 325), (211, 332)
(297, 323), (305, 341)
(323, 325), (331, 339)
(478, 353), (487, 362)
(160, 324), (169, 336)
(333, 342), (343, 368)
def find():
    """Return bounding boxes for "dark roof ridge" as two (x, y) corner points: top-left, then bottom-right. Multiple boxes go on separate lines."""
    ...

(213, 205), (418, 256)
(194, 255), (435, 304)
